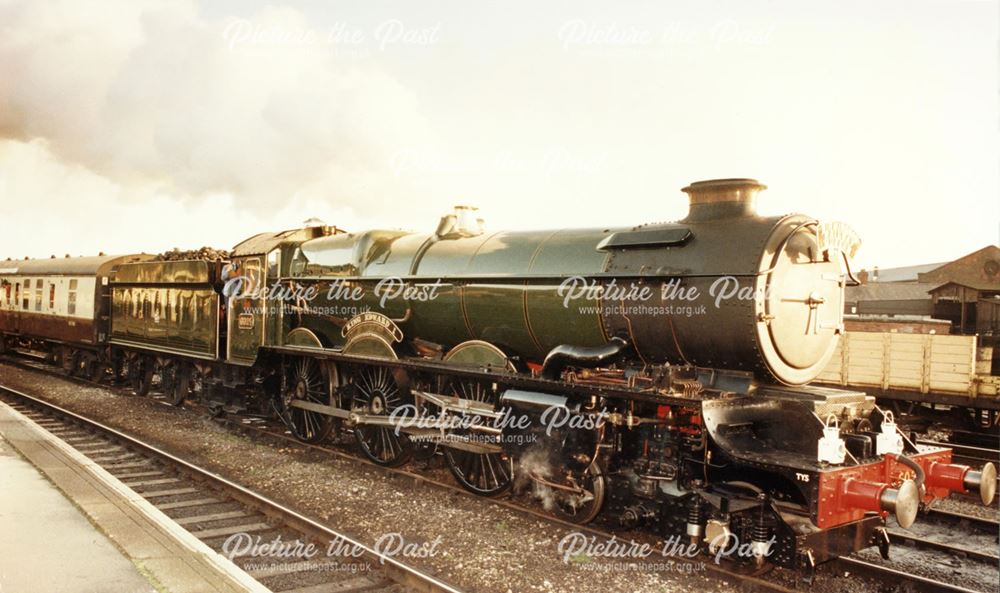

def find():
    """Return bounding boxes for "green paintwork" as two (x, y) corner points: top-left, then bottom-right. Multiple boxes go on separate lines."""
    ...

(280, 227), (620, 362)
(524, 282), (607, 355)
(400, 283), (467, 344)
(110, 285), (219, 359)
(228, 256), (265, 364)
(110, 260), (221, 359)
(284, 327), (324, 348)
(342, 334), (397, 358)
(442, 340), (512, 369)
(260, 191), (845, 384)
(462, 284), (539, 358)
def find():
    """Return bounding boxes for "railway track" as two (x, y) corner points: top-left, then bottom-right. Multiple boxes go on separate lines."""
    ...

(925, 508), (1000, 535)
(832, 557), (988, 593)
(2, 355), (998, 593)
(0, 383), (464, 593)
(886, 528), (998, 564)
(948, 430), (1000, 451)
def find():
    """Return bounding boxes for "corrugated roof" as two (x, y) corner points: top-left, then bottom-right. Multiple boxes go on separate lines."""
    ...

(929, 280), (1000, 292)
(863, 262), (946, 283)
(846, 281), (936, 302)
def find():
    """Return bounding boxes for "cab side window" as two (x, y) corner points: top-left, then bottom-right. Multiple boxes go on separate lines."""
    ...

(267, 249), (280, 278)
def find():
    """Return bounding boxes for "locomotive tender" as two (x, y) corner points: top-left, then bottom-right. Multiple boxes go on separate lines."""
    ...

(0, 178), (994, 571)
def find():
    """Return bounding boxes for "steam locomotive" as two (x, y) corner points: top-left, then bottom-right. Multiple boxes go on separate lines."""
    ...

(0, 178), (993, 571)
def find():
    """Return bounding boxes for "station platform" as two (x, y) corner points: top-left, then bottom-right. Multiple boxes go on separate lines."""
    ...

(0, 402), (267, 593)
(0, 430), (158, 593)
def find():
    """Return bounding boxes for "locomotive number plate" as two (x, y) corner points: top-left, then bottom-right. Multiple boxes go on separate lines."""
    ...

(238, 313), (255, 330)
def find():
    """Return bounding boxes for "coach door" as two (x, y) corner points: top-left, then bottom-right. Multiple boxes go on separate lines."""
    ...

(227, 256), (265, 364)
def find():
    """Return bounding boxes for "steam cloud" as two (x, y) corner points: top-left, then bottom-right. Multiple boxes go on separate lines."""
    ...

(0, 0), (432, 210)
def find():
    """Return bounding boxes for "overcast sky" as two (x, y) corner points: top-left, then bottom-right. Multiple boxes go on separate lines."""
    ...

(0, 0), (996, 270)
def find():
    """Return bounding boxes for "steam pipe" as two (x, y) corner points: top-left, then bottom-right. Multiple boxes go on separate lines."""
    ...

(889, 454), (925, 490)
(540, 337), (629, 380)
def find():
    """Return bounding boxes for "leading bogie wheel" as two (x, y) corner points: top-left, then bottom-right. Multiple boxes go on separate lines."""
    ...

(551, 465), (607, 524)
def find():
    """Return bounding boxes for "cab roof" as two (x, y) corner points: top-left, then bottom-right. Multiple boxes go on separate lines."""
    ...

(231, 226), (346, 257)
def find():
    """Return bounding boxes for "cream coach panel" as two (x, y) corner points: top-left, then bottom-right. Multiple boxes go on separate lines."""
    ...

(73, 277), (97, 320)
(0, 274), (9, 311)
(0, 270), (19, 311)
(0, 275), (96, 319)
(41, 276), (97, 319)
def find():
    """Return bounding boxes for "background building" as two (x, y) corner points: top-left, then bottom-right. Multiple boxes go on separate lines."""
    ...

(848, 245), (1000, 336)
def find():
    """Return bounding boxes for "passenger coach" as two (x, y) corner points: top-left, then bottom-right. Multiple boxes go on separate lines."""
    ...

(0, 254), (150, 376)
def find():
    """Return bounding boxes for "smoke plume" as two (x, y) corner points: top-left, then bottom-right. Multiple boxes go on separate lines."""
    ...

(0, 0), (432, 210)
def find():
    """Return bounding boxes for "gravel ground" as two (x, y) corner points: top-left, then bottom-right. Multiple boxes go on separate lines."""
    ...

(931, 495), (1000, 521)
(854, 543), (997, 593)
(880, 516), (999, 593)
(0, 363), (735, 593)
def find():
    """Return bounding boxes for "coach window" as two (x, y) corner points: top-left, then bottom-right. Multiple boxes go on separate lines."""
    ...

(68, 279), (77, 315)
(49, 283), (56, 309)
(22, 279), (30, 309)
(35, 280), (42, 311)
(4, 282), (9, 307)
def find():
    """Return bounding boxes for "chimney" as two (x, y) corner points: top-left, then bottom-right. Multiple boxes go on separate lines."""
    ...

(680, 178), (766, 221)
